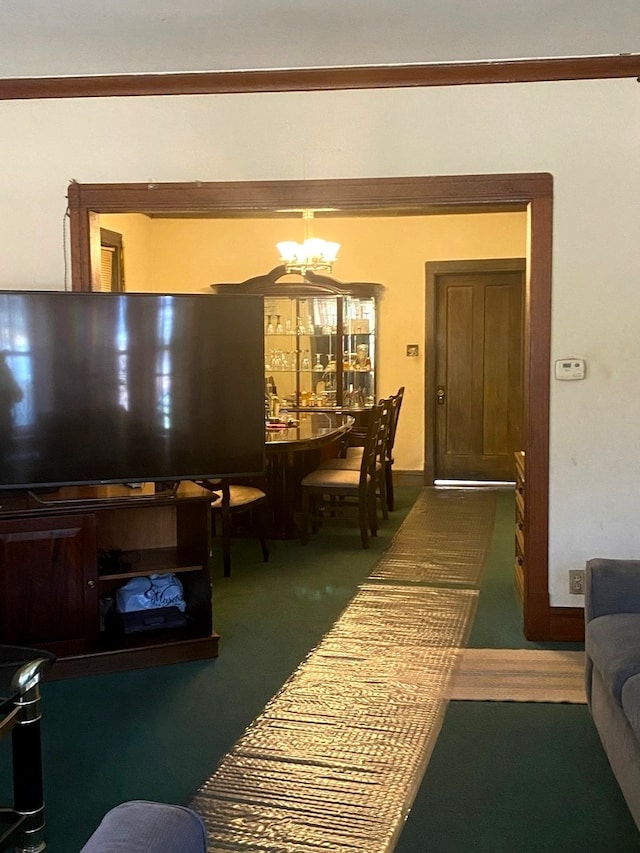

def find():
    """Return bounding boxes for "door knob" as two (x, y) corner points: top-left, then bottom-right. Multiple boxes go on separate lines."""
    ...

(436, 385), (446, 405)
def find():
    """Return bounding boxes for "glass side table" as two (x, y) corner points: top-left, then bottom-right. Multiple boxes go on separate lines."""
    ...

(0, 646), (56, 853)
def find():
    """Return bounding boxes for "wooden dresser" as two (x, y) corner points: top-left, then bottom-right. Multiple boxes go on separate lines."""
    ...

(514, 450), (525, 604)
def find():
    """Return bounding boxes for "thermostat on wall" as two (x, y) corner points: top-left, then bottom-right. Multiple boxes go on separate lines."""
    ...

(554, 358), (586, 381)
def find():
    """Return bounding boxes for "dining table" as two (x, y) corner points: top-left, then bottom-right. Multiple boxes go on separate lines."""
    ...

(264, 411), (354, 539)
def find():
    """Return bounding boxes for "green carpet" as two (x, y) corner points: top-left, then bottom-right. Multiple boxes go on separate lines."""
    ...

(395, 702), (640, 853)
(395, 488), (639, 852)
(0, 486), (420, 852)
(467, 489), (583, 652)
(2, 485), (636, 851)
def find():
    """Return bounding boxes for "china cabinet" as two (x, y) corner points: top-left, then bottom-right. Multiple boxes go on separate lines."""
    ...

(210, 266), (383, 416)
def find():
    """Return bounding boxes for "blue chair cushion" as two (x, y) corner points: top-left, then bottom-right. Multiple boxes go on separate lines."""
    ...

(79, 801), (207, 853)
(586, 613), (640, 705)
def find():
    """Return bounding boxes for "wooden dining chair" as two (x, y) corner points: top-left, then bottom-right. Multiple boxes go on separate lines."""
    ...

(317, 388), (403, 516)
(205, 479), (270, 577)
(382, 386), (404, 511)
(342, 386), (403, 511)
(300, 399), (391, 548)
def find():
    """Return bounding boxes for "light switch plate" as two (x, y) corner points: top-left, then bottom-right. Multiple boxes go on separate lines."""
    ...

(554, 358), (586, 380)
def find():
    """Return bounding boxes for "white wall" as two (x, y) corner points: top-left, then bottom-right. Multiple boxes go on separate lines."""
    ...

(0, 78), (638, 606)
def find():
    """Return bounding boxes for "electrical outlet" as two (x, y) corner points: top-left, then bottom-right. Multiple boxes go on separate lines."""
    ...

(569, 569), (585, 595)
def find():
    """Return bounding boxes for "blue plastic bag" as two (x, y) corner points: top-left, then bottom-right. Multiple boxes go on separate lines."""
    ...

(116, 573), (186, 614)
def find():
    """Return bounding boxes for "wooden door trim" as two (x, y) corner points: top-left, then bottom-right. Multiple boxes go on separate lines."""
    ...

(67, 172), (554, 640)
(424, 257), (526, 484)
(2, 54), (639, 100)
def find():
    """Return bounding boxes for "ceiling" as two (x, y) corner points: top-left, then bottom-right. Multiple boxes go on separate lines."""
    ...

(2, 0), (638, 79)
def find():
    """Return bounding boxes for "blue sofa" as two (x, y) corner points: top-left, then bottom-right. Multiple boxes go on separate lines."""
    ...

(585, 557), (640, 830)
(79, 801), (207, 852)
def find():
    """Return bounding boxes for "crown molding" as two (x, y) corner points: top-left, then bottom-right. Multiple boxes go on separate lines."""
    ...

(1, 54), (639, 100)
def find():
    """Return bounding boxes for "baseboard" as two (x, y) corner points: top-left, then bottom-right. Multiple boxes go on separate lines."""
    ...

(549, 606), (585, 643)
(393, 470), (425, 488)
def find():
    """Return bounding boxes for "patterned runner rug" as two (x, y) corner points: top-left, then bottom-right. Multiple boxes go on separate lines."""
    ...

(370, 487), (496, 588)
(190, 488), (496, 852)
(449, 648), (586, 703)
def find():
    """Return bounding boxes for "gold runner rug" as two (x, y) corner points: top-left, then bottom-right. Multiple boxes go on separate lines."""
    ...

(370, 487), (497, 588)
(191, 488), (494, 852)
(449, 648), (586, 703)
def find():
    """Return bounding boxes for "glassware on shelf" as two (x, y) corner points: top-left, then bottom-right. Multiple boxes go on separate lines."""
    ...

(262, 288), (378, 410)
(356, 343), (370, 370)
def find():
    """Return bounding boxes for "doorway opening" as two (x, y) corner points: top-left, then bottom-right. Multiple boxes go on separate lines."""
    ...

(66, 172), (575, 641)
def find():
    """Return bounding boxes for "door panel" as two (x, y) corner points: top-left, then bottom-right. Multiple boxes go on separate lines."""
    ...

(433, 263), (524, 481)
(444, 285), (475, 454)
(0, 514), (98, 653)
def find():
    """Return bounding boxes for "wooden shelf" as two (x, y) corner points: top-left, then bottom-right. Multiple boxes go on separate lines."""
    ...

(0, 483), (217, 678)
(98, 547), (205, 580)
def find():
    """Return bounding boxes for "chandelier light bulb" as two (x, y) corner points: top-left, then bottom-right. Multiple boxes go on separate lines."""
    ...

(276, 212), (340, 274)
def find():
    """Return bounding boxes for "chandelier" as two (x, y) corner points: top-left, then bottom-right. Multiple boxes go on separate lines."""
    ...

(276, 209), (340, 275)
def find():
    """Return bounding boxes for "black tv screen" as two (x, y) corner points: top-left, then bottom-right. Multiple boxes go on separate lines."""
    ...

(0, 290), (266, 490)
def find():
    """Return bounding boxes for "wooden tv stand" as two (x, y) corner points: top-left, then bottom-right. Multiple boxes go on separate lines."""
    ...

(0, 482), (218, 679)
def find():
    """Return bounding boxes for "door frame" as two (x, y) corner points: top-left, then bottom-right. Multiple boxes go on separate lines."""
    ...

(67, 172), (582, 641)
(425, 257), (526, 483)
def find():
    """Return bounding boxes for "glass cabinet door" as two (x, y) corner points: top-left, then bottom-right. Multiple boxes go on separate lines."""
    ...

(307, 296), (338, 407)
(263, 290), (378, 411)
(342, 296), (376, 408)
(264, 296), (298, 406)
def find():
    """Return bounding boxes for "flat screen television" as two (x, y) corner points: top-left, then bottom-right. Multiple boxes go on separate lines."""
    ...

(0, 290), (266, 490)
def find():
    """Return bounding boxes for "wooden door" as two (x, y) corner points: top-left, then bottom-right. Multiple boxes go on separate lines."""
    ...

(429, 259), (524, 481)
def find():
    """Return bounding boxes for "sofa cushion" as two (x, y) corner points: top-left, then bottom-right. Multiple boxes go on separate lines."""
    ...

(621, 673), (640, 743)
(586, 613), (640, 705)
(79, 801), (207, 853)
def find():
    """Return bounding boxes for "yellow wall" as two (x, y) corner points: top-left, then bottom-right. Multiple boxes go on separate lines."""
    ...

(100, 211), (526, 472)
(99, 213), (153, 292)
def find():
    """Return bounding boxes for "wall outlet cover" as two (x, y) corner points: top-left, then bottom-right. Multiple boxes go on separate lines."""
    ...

(569, 569), (585, 595)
